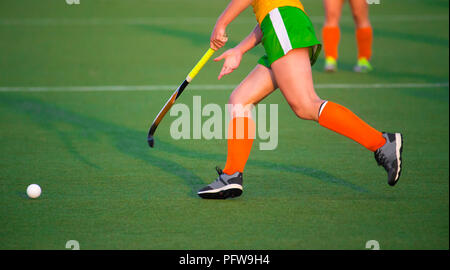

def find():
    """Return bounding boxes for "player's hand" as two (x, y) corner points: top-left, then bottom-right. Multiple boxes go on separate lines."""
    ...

(214, 47), (243, 80)
(210, 24), (228, 51)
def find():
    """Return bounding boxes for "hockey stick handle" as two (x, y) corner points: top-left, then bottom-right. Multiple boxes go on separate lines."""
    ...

(147, 48), (215, 148)
(186, 48), (216, 82)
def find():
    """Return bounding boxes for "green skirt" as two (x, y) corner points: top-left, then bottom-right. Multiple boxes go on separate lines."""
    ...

(257, 6), (322, 68)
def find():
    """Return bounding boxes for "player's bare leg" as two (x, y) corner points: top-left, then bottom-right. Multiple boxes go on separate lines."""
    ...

(228, 64), (278, 117)
(198, 64), (278, 199)
(271, 48), (402, 185)
(271, 48), (323, 121)
(349, 0), (371, 28)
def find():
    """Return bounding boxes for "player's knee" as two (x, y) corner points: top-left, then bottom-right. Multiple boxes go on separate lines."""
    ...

(324, 12), (341, 27)
(291, 104), (316, 121)
(293, 109), (314, 121)
(228, 95), (253, 118)
(291, 99), (323, 121)
(352, 13), (371, 28)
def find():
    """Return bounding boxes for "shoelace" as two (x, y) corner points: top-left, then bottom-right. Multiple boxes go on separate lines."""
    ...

(215, 166), (223, 176)
(215, 166), (227, 185)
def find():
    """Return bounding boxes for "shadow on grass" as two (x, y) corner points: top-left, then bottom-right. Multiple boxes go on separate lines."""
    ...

(0, 93), (370, 196)
(340, 24), (449, 48)
(136, 23), (448, 83)
(132, 24), (262, 57)
(0, 94), (205, 197)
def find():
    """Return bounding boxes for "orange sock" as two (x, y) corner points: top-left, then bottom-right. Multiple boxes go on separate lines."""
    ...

(356, 27), (373, 60)
(322, 26), (341, 60)
(318, 101), (386, 152)
(223, 117), (255, 175)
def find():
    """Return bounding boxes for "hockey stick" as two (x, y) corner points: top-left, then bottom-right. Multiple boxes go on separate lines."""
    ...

(147, 48), (216, 148)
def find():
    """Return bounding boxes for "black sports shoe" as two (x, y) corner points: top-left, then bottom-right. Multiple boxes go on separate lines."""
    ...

(197, 167), (243, 199)
(375, 132), (404, 186)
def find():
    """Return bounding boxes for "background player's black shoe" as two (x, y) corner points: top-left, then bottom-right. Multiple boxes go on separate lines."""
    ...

(197, 167), (243, 199)
(375, 132), (404, 186)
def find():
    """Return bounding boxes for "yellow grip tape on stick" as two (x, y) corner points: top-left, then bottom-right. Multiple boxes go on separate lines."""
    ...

(186, 48), (216, 82)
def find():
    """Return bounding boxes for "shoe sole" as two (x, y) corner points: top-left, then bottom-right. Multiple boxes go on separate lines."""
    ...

(324, 67), (337, 73)
(197, 184), (243, 199)
(389, 133), (403, 186)
(354, 67), (372, 73)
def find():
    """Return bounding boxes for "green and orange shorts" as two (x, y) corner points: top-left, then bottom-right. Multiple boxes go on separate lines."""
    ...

(257, 6), (322, 68)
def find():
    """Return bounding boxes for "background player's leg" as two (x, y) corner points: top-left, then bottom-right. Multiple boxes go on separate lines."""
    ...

(223, 64), (278, 175)
(322, 0), (345, 72)
(349, 0), (371, 28)
(349, 0), (374, 72)
(271, 48), (386, 151)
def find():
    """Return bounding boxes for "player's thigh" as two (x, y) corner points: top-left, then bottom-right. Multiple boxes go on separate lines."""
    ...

(271, 48), (323, 121)
(349, 0), (371, 28)
(323, 0), (345, 26)
(228, 64), (277, 117)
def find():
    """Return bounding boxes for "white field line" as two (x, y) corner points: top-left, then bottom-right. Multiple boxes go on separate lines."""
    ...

(0, 82), (448, 92)
(0, 15), (448, 26)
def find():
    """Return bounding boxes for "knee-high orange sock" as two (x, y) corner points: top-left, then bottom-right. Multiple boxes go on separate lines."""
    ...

(318, 101), (386, 152)
(223, 117), (255, 175)
(356, 27), (373, 60)
(322, 26), (341, 60)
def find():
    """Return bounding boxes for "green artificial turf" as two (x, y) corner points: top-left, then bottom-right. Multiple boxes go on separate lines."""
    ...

(0, 0), (448, 250)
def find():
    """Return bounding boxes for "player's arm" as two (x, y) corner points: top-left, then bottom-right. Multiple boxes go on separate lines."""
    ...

(210, 0), (254, 50)
(236, 24), (263, 54)
(214, 24), (262, 80)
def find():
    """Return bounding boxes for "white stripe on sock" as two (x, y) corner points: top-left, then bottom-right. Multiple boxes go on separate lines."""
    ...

(269, 8), (292, 55)
(319, 101), (328, 117)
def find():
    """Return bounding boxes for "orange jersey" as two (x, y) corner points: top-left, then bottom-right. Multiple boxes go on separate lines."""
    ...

(251, 0), (305, 24)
